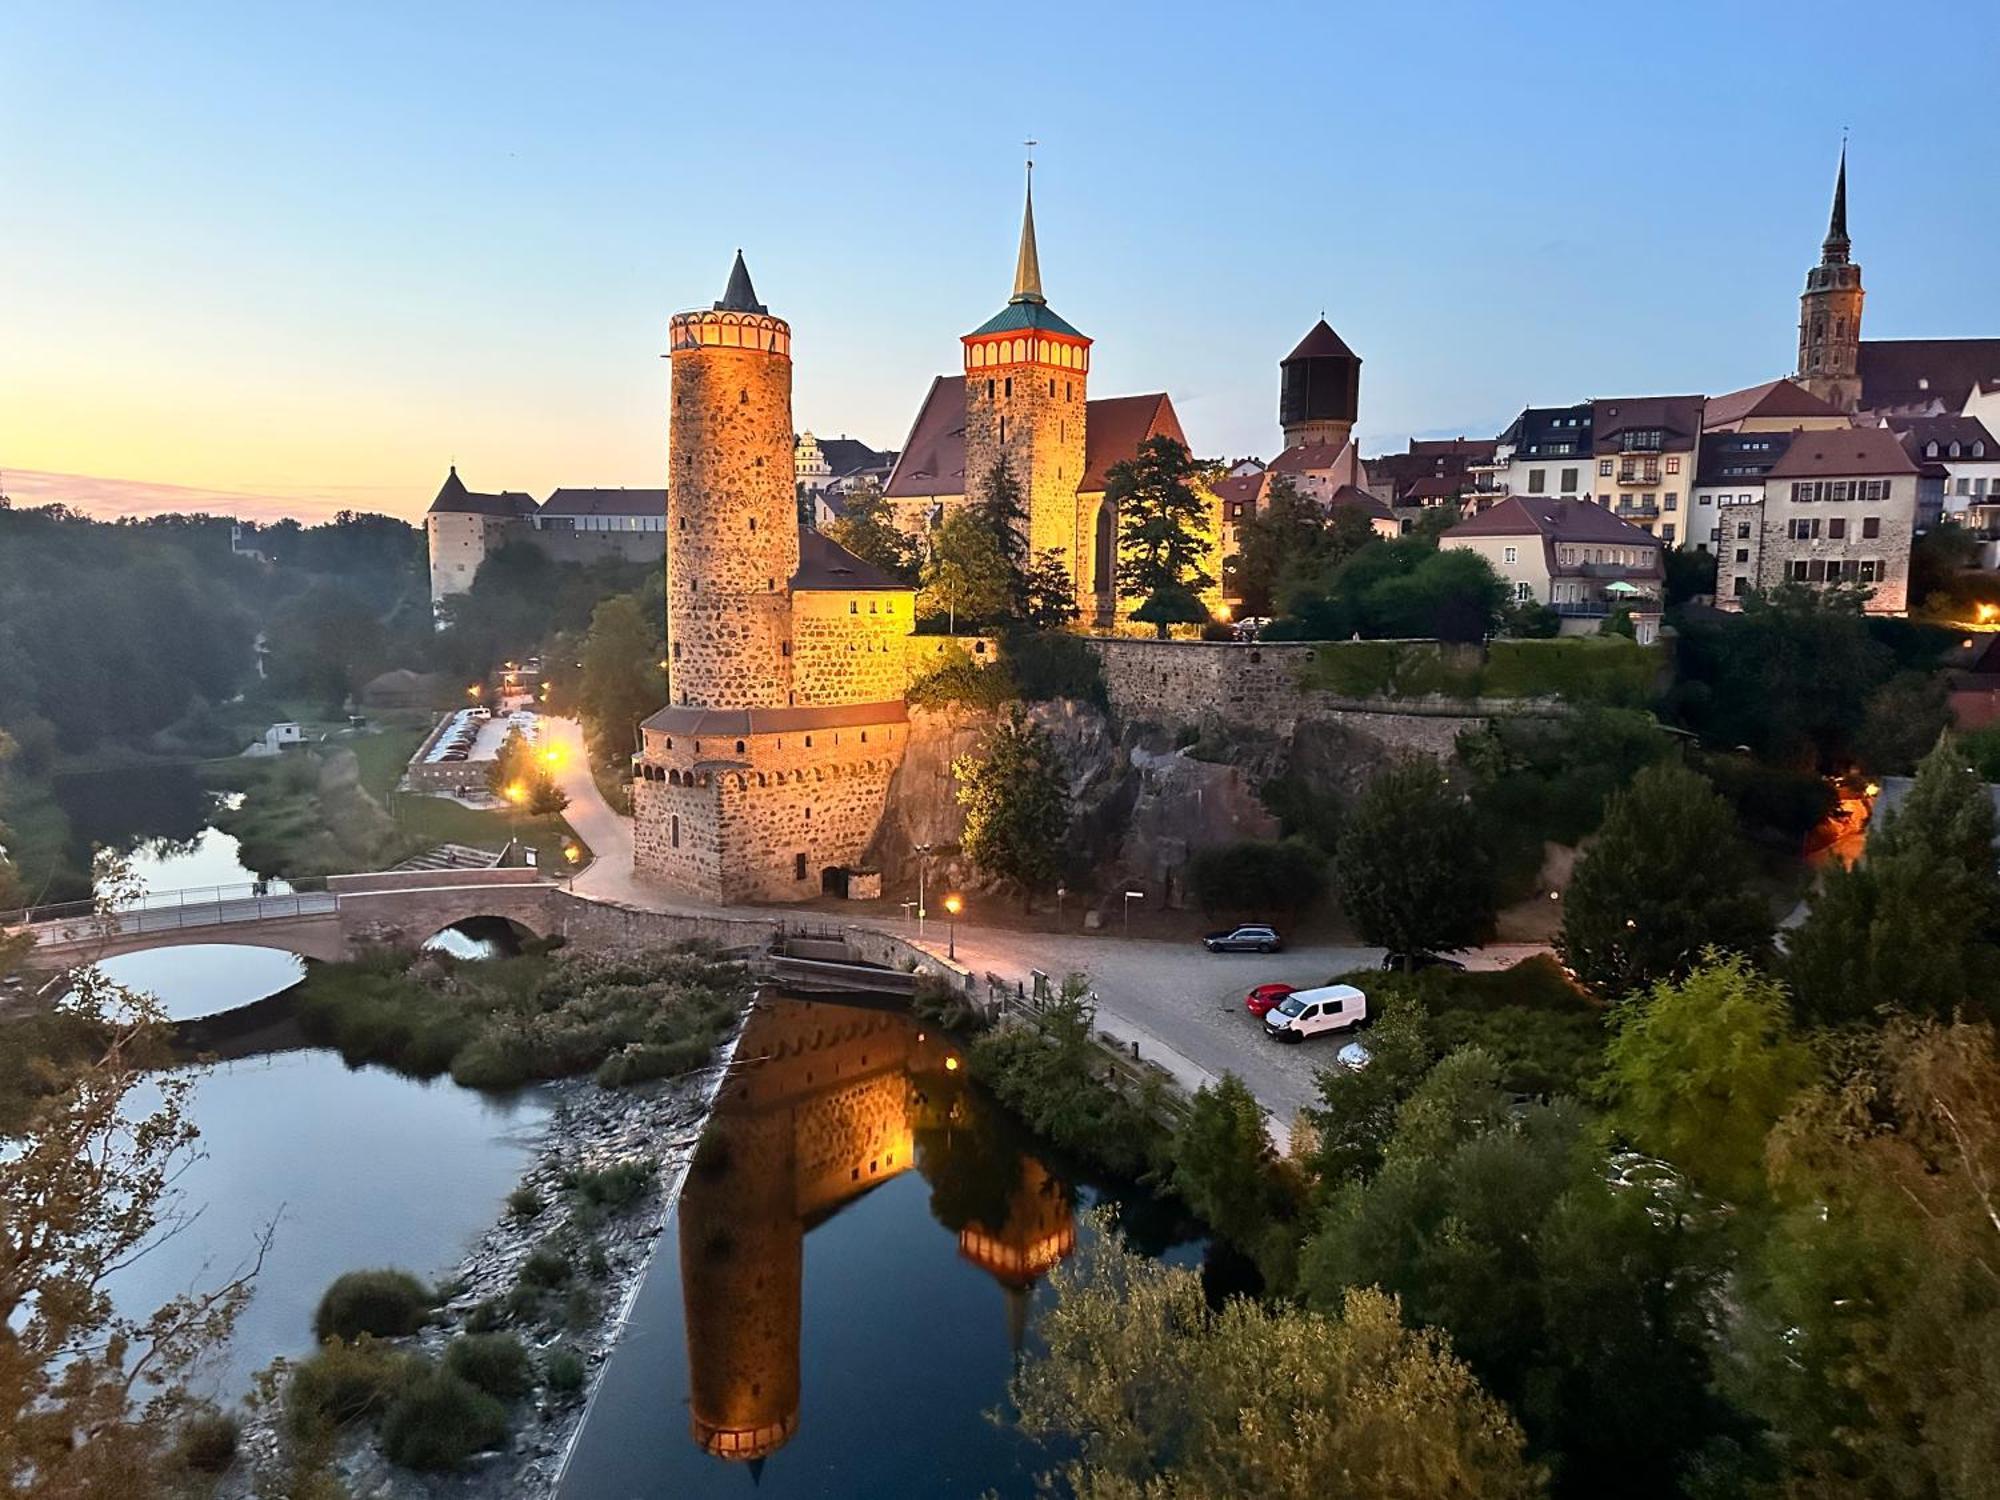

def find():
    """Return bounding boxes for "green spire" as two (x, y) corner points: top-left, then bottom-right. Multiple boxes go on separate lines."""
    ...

(1010, 169), (1044, 306)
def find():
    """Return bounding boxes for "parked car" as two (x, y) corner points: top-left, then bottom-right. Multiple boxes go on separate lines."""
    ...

(1244, 982), (1296, 1018)
(1380, 951), (1466, 974)
(1204, 924), (1283, 954)
(1335, 1040), (1371, 1070)
(1263, 983), (1368, 1042)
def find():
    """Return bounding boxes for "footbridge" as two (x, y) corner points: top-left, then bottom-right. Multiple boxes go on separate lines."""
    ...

(3, 869), (563, 969)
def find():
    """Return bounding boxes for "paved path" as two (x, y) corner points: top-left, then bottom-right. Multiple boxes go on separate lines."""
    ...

(540, 717), (1550, 1138)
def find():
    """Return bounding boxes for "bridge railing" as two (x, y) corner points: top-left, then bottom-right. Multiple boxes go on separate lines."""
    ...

(2, 877), (332, 929)
(15, 891), (340, 947)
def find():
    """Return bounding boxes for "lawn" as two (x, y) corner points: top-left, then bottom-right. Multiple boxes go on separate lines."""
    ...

(387, 791), (589, 876)
(346, 723), (430, 799)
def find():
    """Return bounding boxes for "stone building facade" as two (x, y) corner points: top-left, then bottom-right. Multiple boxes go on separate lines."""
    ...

(632, 254), (919, 903)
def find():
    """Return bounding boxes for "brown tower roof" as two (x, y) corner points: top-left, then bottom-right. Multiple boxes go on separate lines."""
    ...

(1283, 319), (1357, 364)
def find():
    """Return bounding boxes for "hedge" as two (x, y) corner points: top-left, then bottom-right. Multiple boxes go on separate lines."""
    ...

(1479, 638), (1661, 705)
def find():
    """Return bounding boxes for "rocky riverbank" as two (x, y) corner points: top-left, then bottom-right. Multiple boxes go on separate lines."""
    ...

(228, 1030), (739, 1500)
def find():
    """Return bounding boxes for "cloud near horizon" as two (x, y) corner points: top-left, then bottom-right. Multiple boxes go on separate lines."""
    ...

(1, 469), (423, 524)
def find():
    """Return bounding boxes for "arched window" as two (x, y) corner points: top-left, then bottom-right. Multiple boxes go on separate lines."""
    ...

(1094, 502), (1115, 594)
(1927, 441), (1940, 458)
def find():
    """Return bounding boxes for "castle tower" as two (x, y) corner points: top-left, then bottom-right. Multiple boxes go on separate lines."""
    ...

(961, 167), (1092, 589)
(1796, 144), (1865, 412)
(1279, 319), (1361, 451)
(666, 252), (799, 709)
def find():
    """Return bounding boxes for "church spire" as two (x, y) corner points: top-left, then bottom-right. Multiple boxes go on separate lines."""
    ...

(1821, 141), (1850, 265)
(1010, 157), (1044, 306)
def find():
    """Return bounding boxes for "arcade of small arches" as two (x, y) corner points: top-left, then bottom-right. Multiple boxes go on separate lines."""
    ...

(964, 337), (1089, 370)
(637, 757), (894, 790)
(669, 308), (791, 356)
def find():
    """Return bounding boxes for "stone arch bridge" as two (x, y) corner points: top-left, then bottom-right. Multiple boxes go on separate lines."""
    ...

(5, 869), (564, 971)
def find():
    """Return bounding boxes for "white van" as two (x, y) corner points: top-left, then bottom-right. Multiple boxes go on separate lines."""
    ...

(1262, 984), (1368, 1043)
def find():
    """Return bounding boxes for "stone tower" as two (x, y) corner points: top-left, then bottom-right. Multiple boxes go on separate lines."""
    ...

(666, 251), (799, 709)
(962, 169), (1092, 588)
(1279, 319), (1362, 450)
(1796, 145), (1865, 412)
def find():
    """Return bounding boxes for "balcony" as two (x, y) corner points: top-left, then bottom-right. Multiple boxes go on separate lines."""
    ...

(1615, 470), (1663, 489)
(1613, 502), (1660, 521)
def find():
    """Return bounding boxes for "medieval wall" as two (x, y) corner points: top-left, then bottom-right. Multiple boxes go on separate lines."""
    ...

(632, 772), (725, 895)
(715, 732), (903, 901)
(791, 589), (913, 705)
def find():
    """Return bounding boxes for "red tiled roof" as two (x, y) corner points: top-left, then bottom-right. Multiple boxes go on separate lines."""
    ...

(1407, 437), (1498, 460)
(1082, 393), (1186, 492)
(1764, 426), (1921, 479)
(1403, 475), (1462, 501)
(1859, 339), (2000, 414)
(1702, 379), (1843, 430)
(883, 375), (966, 498)
(1213, 472), (1263, 511)
(1267, 439), (1356, 476)
(1445, 495), (1661, 546)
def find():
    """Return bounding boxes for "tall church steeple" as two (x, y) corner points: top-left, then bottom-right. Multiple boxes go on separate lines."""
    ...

(1012, 168), (1044, 304)
(1796, 142), (1865, 412)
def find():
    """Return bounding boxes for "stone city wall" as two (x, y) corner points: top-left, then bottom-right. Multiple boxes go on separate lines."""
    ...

(546, 890), (783, 952)
(792, 589), (914, 705)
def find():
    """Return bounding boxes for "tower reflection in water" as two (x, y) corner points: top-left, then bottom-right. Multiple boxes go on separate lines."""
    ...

(677, 995), (1078, 1468)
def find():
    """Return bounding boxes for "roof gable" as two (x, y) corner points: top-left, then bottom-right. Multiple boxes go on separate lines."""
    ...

(1764, 426), (1921, 479)
(883, 375), (967, 498)
(1082, 393), (1186, 492)
(1703, 378), (1842, 429)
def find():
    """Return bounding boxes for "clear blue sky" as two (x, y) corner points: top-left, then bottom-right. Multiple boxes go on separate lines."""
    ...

(2, 0), (1993, 520)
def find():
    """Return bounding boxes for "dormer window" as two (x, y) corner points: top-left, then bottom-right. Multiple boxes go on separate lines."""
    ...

(1927, 441), (1940, 458)
(1978, 443), (1988, 459)
(1951, 442), (1963, 459)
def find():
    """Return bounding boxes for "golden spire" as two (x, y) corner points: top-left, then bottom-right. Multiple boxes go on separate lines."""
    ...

(1010, 145), (1044, 306)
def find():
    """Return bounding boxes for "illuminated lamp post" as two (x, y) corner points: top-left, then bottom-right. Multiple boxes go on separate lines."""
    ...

(505, 781), (526, 861)
(561, 839), (582, 890)
(1123, 888), (1143, 937)
(944, 892), (963, 961)
(914, 842), (933, 940)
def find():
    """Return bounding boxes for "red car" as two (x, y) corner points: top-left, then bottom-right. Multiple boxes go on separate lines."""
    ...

(1245, 983), (1296, 1018)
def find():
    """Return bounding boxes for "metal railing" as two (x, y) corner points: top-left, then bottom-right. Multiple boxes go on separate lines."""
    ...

(20, 891), (340, 948)
(0, 877), (333, 930)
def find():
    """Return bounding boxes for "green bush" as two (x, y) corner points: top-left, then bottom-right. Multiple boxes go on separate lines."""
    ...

(286, 1337), (411, 1438)
(1300, 641), (1481, 699)
(1186, 838), (1328, 914)
(380, 1365), (510, 1472)
(518, 1243), (571, 1290)
(506, 1186), (543, 1220)
(444, 1332), (533, 1399)
(907, 645), (1018, 710)
(564, 1287), (597, 1330)
(545, 1348), (586, 1395)
(464, 1297), (508, 1334)
(313, 1268), (433, 1343)
(1004, 628), (1107, 706)
(568, 1159), (656, 1212)
(1480, 638), (1661, 706)
(174, 1406), (240, 1474)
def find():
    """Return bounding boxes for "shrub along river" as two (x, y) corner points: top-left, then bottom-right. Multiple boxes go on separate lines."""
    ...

(62, 762), (1207, 1495)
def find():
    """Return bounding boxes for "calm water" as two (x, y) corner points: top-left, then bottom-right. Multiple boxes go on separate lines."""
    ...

(53, 763), (554, 1404)
(559, 995), (1202, 1500)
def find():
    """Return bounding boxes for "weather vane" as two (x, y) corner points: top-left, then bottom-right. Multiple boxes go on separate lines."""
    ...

(1025, 137), (1037, 179)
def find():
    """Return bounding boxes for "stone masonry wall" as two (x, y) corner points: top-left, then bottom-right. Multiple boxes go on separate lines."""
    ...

(631, 773), (724, 897)
(666, 333), (798, 709)
(791, 589), (913, 706)
(964, 361), (1088, 590)
(716, 733), (902, 902)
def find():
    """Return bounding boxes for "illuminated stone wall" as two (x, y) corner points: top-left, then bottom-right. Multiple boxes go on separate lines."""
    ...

(964, 352), (1089, 587)
(791, 589), (914, 706)
(665, 310), (799, 710)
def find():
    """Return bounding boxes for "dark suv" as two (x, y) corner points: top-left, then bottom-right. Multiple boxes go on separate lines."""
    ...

(1202, 924), (1283, 954)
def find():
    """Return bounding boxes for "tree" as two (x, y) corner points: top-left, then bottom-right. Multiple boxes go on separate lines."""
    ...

(1185, 837), (1328, 915)
(1337, 762), (1496, 962)
(1786, 731), (2000, 1025)
(1556, 760), (1772, 999)
(1018, 548), (1079, 631)
(1662, 545), (1717, 607)
(919, 507), (1014, 631)
(1735, 1019), (2000, 1491)
(1231, 477), (1339, 619)
(486, 727), (568, 815)
(1169, 1074), (1302, 1283)
(1011, 1216), (1544, 1500)
(1108, 437), (1214, 637)
(1602, 953), (1817, 1205)
(1853, 669), (1951, 776)
(576, 594), (665, 761)
(1305, 996), (1436, 1188)
(1301, 1050), (1738, 1496)
(953, 706), (1069, 901)
(821, 481), (919, 584)
(1, 866), (265, 1497)
(969, 456), (1030, 575)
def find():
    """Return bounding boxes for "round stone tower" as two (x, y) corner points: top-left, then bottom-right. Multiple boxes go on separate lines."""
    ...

(666, 252), (800, 709)
(1279, 318), (1361, 451)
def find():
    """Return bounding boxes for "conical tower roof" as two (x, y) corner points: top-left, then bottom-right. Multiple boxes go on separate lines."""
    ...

(1010, 177), (1044, 306)
(1821, 143), (1851, 263)
(1284, 318), (1358, 364)
(714, 249), (769, 314)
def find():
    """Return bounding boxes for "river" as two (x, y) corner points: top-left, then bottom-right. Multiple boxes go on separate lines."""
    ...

(558, 994), (1204, 1499)
(54, 765), (554, 1402)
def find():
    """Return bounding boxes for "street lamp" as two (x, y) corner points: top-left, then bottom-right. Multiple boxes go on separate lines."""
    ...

(1123, 888), (1144, 937)
(1056, 883), (1067, 929)
(913, 842), (933, 939)
(505, 781), (526, 859)
(561, 839), (582, 890)
(944, 892), (962, 960)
